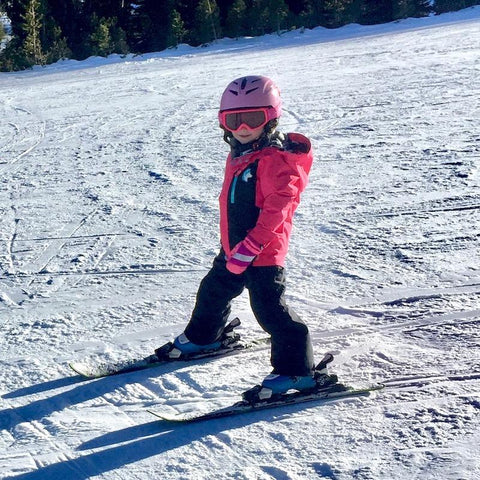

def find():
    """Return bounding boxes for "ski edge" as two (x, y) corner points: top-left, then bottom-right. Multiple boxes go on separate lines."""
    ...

(147, 383), (385, 423)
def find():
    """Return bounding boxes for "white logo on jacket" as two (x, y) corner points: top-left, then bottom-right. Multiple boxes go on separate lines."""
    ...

(242, 168), (253, 182)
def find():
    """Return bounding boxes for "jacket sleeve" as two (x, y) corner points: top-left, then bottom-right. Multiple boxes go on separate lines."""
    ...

(247, 142), (312, 249)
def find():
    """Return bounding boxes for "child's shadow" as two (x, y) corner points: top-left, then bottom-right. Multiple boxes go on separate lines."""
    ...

(0, 363), (183, 431)
(7, 410), (287, 480)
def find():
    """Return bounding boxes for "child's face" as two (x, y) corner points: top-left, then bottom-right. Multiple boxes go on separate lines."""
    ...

(232, 126), (264, 144)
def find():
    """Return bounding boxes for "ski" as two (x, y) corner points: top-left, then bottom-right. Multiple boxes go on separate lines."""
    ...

(69, 318), (269, 379)
(381, 371), (480, 389)
(147, 382), (384, 424)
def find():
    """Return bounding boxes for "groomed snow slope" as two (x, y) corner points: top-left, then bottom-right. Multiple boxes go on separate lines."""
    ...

(1, 7), (479, 480)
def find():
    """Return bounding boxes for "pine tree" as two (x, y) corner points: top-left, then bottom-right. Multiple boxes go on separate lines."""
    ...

(81, 0), (131, 38)
(0, 20), (5, 45)
(392, 0), (430, 19)
(225, 0), (246, 38)
(299, 0), (326, 29)
(434, 0), (469, 14)
(110, 17), (129, 53)
(343, 0), (364, 24)
(167, 8), (186, 47)
(88, 14), (111, 56)
(361, 0), (394, 25)
(21, 0), (45, 65)
(87, 14), (128, 57)
(130, 0), (174, 52)
(45, 23), (71, 62)
(191, 0), (221, 45)
(414, 0), (432, 17)
(248, 0), (288, 35)
(46, 0), (83, 58)
(266, 0), (289, 33)
(286, 0), (308, 15)
(322, 0), (351, 27)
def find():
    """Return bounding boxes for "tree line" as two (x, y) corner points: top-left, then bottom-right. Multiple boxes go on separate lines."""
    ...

(0, 0), (477, 71)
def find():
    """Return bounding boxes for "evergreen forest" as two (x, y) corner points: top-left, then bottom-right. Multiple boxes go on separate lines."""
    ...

(0, 0), (478, 71)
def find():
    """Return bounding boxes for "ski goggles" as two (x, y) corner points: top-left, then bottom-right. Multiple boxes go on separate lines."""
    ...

(219, 107), (271, 132)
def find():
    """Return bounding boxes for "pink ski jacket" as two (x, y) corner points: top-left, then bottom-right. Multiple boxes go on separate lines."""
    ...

(219, 132), (313, 267)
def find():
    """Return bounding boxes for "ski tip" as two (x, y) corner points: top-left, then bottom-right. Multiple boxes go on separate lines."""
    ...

(147, 409), (188, 423)
(69, 362), (86, 375)
(69, 361), (108, 379)
(68, 363), (96, 378)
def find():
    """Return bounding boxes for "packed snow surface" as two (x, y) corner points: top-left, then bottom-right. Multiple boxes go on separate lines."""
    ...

(1, 7), (479, 480)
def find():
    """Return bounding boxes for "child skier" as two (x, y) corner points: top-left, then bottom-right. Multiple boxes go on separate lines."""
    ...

(158, 75), (329, 402)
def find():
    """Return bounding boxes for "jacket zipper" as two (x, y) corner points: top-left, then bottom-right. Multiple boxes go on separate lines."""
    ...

(230, 175), (238, 204)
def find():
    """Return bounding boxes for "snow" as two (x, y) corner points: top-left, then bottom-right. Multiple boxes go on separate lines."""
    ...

(1, 7), (479, 480)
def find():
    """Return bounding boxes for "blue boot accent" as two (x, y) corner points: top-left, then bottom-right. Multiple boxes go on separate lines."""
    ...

(171, 333), (222, 357)
(261, 373), (317, 395)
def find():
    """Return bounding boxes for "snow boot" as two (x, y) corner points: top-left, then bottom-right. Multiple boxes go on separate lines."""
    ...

(155, 317), (241, 360)
(242, 353), (337, 404)
(169, 333), (222, 358)
(260, 373), (317, 396)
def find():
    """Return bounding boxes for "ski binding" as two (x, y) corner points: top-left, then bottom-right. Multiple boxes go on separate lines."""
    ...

(69, 318), (268, 379)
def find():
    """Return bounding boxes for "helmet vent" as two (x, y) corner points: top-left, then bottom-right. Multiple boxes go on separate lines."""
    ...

(245, 87), (259, 95)
(229, 90), (239, 96)
(241, 77), (248, 89)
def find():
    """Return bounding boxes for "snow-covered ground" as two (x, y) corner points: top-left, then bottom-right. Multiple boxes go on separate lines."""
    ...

(1, 7), (479, 480)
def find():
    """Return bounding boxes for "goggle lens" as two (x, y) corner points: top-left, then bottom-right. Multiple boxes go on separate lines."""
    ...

(223, 109), (268, 131)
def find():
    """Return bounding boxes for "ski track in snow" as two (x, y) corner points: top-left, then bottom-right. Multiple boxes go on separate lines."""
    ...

(1, 8), (480, 480)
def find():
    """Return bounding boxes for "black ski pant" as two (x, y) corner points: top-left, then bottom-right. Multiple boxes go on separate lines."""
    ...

(184, 252), (314, 376)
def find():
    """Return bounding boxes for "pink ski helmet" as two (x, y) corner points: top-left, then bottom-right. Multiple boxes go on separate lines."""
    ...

(219, 75), (282, 122)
